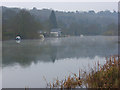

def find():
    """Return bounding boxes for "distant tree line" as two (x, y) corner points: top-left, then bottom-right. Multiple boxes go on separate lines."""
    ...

(3, 9), (43, 40)
(2, 6), (118, 40)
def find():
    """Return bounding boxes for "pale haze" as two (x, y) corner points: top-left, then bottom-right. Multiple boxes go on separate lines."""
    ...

(1, 2), (118, 12)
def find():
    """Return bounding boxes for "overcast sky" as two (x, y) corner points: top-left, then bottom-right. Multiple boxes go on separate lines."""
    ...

(0, 0), (119, 2)
(1, 2), (118, 12)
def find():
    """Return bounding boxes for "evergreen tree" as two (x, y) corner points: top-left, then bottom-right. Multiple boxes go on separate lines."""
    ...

(49, 10), (58, 29)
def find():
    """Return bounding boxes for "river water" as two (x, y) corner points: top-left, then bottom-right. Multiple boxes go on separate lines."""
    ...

(2, 36), (118, 88)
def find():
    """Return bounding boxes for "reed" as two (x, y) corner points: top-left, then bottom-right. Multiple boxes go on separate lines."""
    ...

(47, 73), (82, 88)
(84, 55), (119, 88)
(48, 55), (120, 88)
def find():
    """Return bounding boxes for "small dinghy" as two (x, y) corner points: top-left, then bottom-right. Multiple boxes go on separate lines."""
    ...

(80, 34), (84, 37)
(16, 36), (21, 40)
(16, 36), (21, 43)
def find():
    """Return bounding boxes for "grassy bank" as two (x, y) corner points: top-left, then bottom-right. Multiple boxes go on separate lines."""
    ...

(47, 55), (120, 88)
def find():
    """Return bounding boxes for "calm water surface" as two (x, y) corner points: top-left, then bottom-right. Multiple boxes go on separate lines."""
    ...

(2, 36), (118, 88)
(0, 41), (2, 89)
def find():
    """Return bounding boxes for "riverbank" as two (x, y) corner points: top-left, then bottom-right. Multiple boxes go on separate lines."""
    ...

(48, 55), (120, 88)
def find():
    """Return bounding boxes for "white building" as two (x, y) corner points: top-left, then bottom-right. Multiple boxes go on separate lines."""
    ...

(50, 28), (61, 37)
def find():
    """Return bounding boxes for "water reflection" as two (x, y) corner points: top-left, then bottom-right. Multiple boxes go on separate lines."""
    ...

(16, 40), (21, 44)
(2, 36), (118, 67)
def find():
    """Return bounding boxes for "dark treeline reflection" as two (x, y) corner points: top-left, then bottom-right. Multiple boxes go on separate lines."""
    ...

(3, 36), (118, 67)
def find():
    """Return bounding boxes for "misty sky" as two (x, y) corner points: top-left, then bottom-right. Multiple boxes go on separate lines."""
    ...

(1, 2), (118, 12)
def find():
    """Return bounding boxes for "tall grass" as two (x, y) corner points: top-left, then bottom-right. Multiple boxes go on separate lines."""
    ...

(47, 70), (82, 88)
(84, 55), (119, 88)
(47, 55), (120, 88)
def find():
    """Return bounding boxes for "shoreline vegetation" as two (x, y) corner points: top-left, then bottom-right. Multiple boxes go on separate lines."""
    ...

(46, 55), (120, 88)
(2, 6), (118, 41)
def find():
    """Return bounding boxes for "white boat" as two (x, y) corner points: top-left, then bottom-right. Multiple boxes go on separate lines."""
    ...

(80, 34), (84, 37)
(16, 36), (21, 40)
(16, 36), (21, 43)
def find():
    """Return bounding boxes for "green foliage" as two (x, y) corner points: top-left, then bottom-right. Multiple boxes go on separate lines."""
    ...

(2, 7), (118, 40)
(3, 9), (43, 40)
(12, 9), (42, 39)
(49, 10), (58, 29)
(103, 23), (118, 36)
